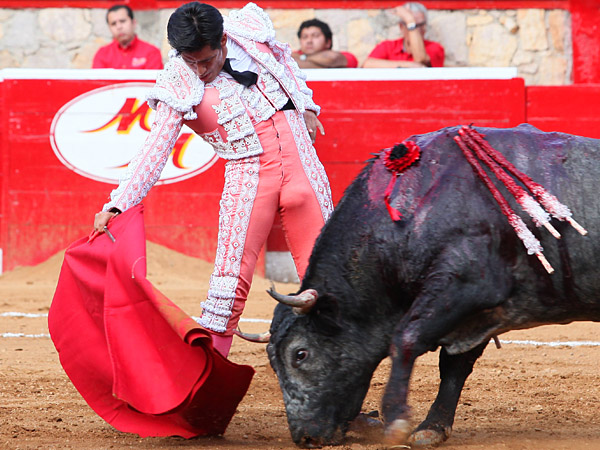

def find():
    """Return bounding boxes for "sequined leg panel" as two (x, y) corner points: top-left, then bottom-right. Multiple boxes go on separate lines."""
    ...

(199, 156), (260, 333)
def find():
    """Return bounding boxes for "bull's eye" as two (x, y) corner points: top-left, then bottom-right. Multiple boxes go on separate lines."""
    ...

(292, 349), (309, 368)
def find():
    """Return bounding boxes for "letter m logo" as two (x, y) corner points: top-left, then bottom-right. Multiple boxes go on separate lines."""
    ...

(85, 98), (152, 134)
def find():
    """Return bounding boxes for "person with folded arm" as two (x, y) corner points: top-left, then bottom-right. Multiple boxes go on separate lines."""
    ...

(362, 2), (444, 68)
(293, 18), (358, 68)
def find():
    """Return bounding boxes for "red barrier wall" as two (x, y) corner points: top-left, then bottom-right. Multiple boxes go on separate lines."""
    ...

(309, 77), (525, 200)
(267, 75), (526, 251)
(1, 69), (599, 272)
(1, 0), (599, 84)
(0, 71), (227, 273)
(527, 85), (600, 138)
(571, 0), (600, 84)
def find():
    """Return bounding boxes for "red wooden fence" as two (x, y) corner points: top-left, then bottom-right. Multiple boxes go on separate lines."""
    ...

(1, 68), (599, 273)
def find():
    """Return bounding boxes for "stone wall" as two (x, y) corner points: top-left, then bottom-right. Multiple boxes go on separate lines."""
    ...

(0, 7), (571, 85)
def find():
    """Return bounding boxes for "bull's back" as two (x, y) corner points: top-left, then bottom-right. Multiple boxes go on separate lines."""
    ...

(482, 125), (600, 294)
(394, 124), (600, 315)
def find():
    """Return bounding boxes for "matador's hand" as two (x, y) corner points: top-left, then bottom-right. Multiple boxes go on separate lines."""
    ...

(93, 211), (117, 232)
(303, 110), (325, 143)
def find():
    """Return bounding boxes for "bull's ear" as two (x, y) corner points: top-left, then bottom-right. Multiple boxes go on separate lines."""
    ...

(310, 295), (342, 336)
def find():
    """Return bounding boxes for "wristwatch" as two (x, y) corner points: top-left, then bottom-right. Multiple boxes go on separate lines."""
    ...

(406, 22), (417, 31)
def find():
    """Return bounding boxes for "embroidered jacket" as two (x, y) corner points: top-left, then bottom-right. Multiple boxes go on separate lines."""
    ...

(103, 3), (320, 213)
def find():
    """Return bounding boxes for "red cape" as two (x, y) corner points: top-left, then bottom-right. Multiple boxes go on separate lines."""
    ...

(48, 205), (254, 438)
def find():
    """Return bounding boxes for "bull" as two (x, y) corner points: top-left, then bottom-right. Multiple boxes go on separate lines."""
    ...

(263, 124), (600, 448)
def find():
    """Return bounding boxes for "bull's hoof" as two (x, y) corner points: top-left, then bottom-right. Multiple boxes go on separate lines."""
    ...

(408, 427), (450, 447)
(348, 412), (384, 440)
(383, 419), (412, 446)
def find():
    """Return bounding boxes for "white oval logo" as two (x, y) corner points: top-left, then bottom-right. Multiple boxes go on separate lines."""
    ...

(49, 82), (217, 185)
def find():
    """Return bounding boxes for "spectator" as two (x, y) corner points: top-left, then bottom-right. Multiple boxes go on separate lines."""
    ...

(92, 5), (163, 69)
(293, 19), (358, 68)
(362, 2), (444, 68)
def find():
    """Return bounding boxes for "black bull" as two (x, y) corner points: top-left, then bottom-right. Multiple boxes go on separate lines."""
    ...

(265, 124), (600, 448)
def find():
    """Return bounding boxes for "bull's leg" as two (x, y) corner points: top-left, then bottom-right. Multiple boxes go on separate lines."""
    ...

(381, 332), (421, 444)
(409, 341), (487, 446)
(382, 237), (510, 445)
(382, 310), (443, 444)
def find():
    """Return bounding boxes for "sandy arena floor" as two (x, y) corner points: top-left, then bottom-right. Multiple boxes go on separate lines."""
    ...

(1, 242), (599, 450)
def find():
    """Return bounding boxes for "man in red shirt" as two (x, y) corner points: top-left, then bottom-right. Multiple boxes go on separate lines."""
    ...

(363, 2), (444, 68)
(293, 19), (359, 68)
(93, 5), (163, 70)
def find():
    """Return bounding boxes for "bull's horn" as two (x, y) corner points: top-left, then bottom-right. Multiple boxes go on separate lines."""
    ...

(234, 327), (270, 343)
(267, 287), (318, 314)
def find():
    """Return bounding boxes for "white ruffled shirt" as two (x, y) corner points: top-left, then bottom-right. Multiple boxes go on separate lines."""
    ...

(226, 36), (259, 74)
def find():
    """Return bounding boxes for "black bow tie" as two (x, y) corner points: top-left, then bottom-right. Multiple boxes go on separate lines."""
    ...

(222, 58), (258, 87)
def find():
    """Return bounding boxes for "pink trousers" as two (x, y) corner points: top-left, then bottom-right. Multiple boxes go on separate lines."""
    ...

(199, 110), (333, 355)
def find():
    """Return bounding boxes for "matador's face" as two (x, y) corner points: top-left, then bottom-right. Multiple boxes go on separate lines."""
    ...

(181, 34), (228, 83)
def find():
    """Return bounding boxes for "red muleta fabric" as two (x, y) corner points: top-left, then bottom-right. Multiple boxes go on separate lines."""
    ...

(48, 204), (254, 438)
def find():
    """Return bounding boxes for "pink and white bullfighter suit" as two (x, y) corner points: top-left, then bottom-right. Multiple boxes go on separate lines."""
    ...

(102, 3), (333, 348)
